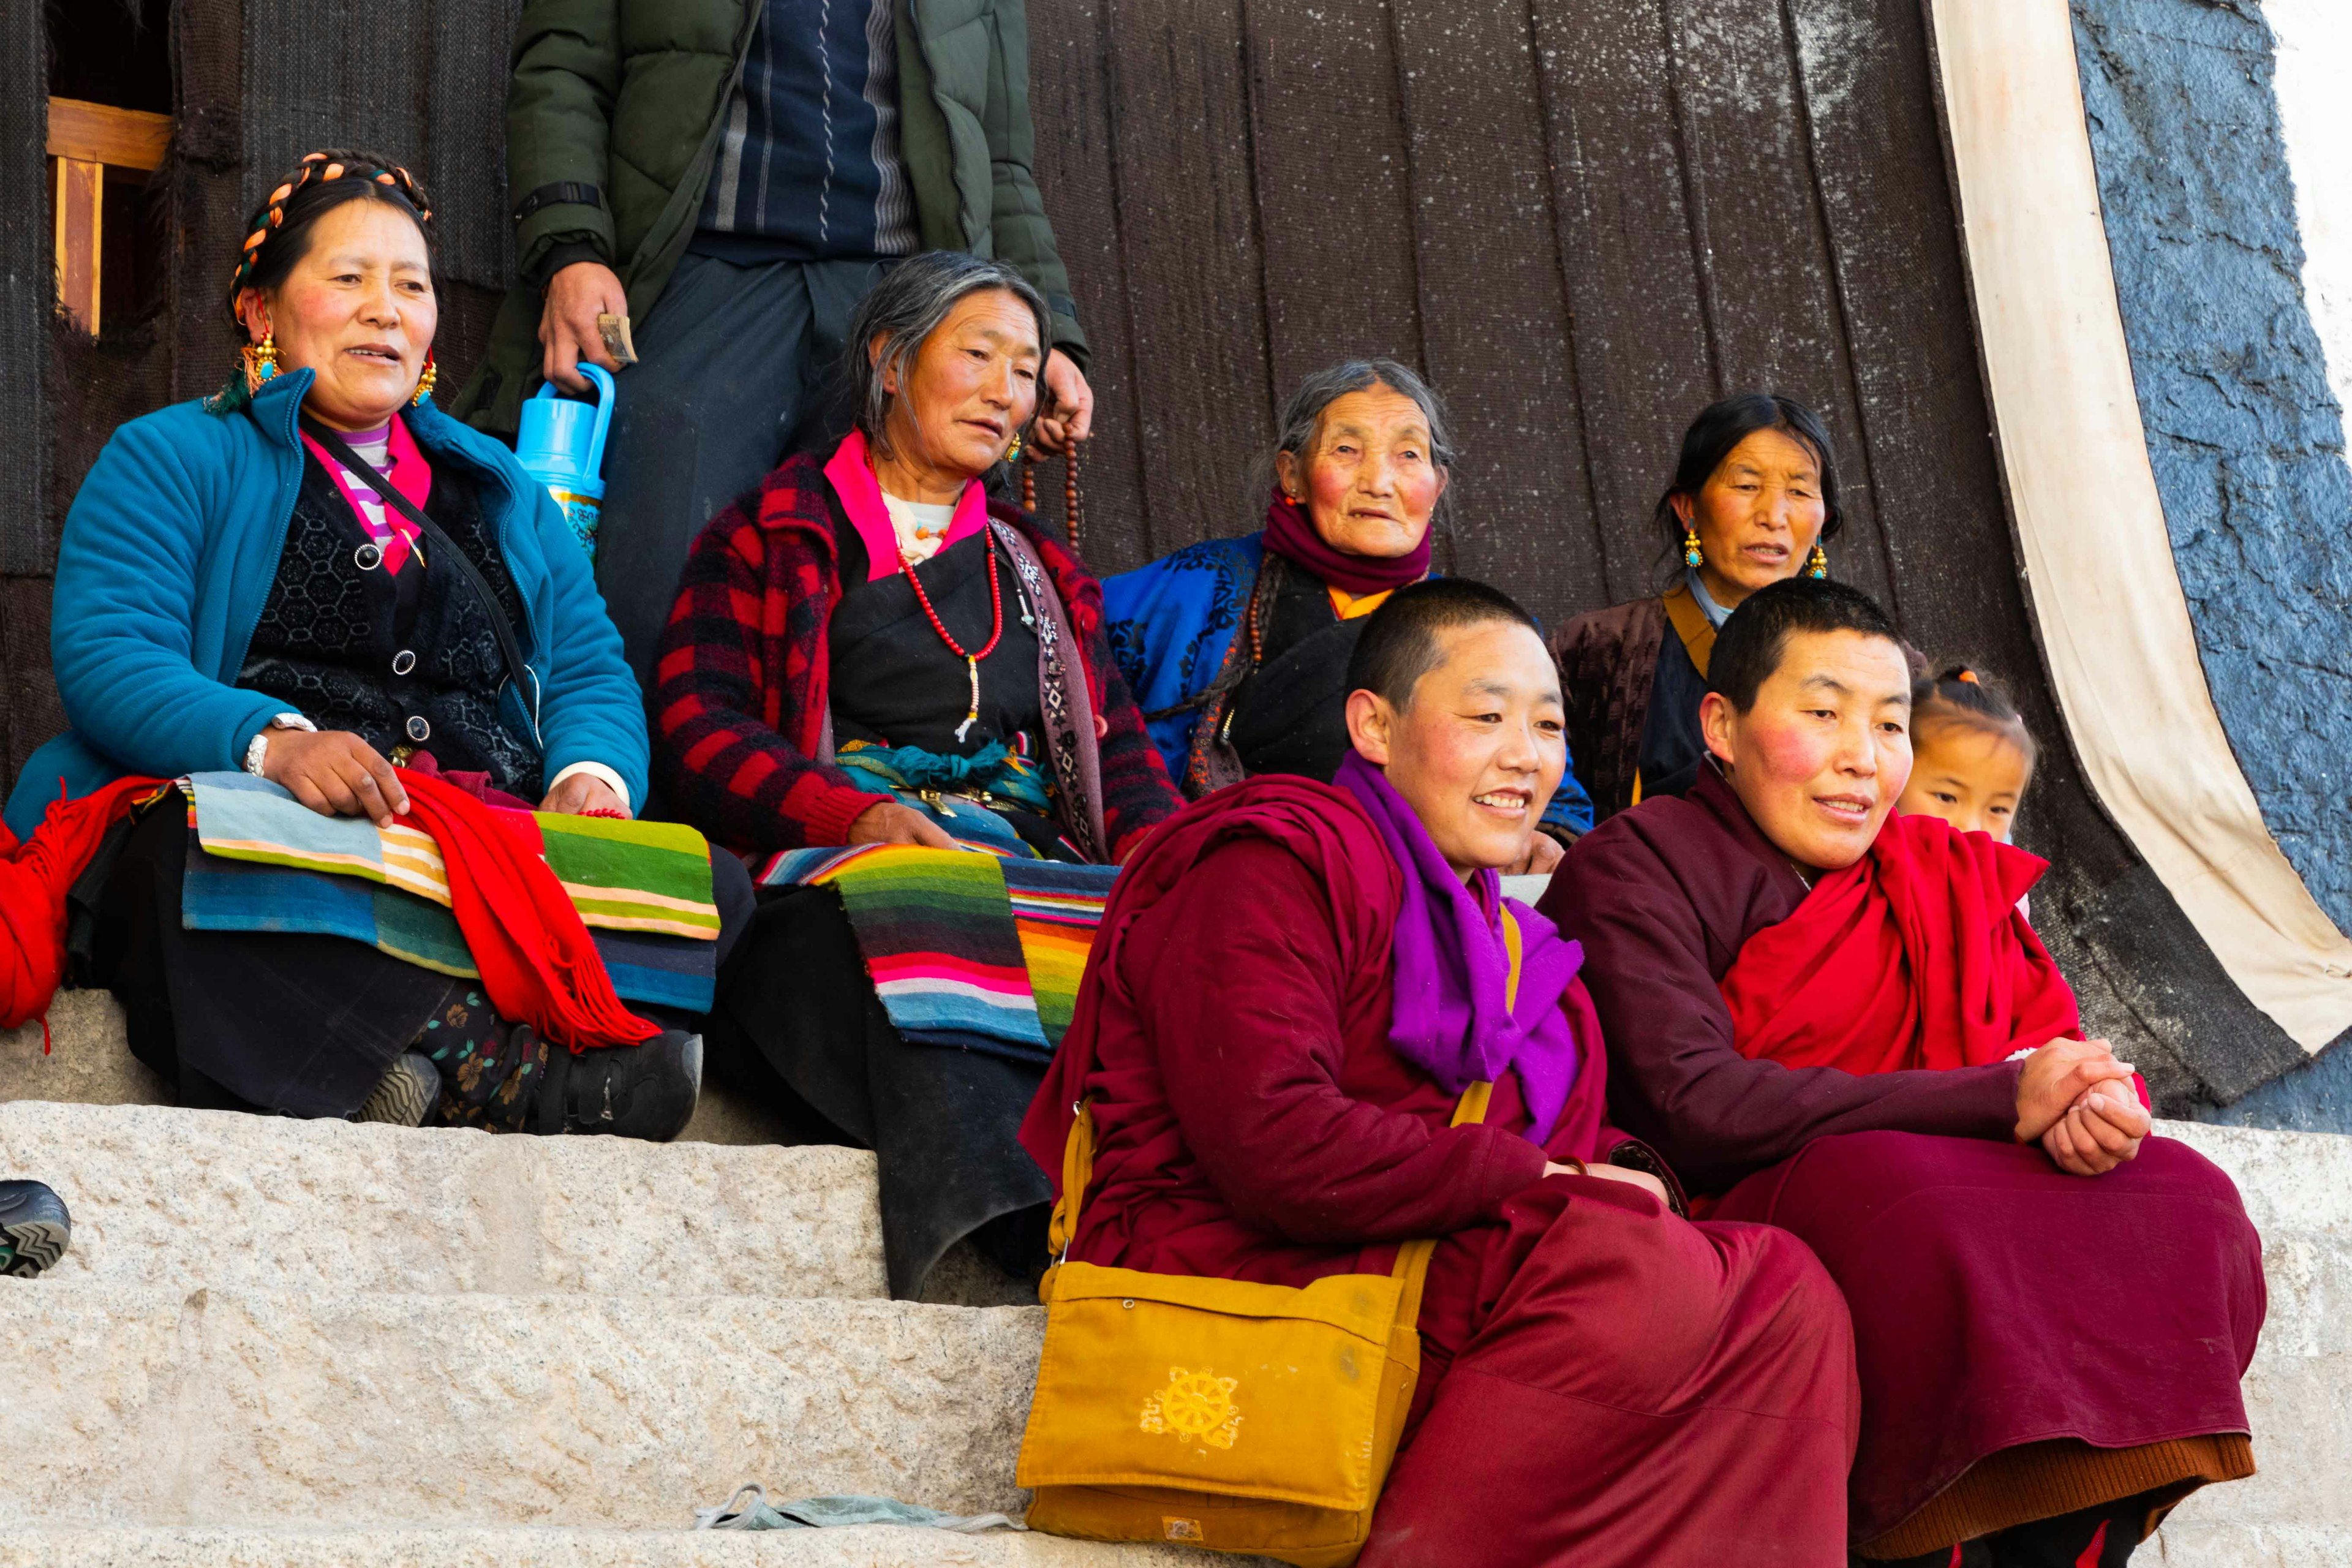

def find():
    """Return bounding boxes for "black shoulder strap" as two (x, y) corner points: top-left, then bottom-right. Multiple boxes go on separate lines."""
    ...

(300, 414), (541, 745)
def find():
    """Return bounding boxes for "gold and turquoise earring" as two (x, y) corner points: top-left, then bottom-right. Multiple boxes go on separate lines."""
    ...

(242, 333), (279, 394)
(1682, 526), (1703, 570)
(1807, 542), (1830, 579)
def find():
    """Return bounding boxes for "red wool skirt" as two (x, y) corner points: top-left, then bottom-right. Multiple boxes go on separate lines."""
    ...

(1712, 1131), (2265, 1545)
(1363, 1174), (1860, 1568)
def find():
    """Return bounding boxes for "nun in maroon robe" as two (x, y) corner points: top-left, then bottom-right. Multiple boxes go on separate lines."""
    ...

(1547, 710), (2264, 1556)
(1022, 754), (1859, 1567)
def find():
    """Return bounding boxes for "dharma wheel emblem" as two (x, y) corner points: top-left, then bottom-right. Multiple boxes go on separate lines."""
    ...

(1141, 1366), (1243, 1450)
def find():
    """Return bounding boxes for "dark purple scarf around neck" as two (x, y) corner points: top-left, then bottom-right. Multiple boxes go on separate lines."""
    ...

(1261, 491), (1431, 595)
(1335, 752), (1583, 1140)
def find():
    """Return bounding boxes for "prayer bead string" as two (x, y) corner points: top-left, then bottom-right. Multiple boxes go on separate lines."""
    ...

(1018, 449), (1083, 556)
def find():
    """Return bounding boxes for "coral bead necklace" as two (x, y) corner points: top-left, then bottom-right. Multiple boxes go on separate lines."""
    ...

(899, 526), (1005, 743)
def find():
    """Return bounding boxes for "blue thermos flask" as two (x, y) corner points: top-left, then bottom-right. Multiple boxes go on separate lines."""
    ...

(515, 363), (616, 557)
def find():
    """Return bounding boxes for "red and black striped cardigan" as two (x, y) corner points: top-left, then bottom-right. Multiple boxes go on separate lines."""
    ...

(652, 451), (1180, 859)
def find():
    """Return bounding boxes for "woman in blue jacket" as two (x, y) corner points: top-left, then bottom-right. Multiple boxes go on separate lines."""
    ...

(8, 150), (714, 1138)
(1103, 359), (1592, 868)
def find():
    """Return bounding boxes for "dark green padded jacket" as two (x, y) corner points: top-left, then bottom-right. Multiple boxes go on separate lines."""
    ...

(453, 0), (1088, 435)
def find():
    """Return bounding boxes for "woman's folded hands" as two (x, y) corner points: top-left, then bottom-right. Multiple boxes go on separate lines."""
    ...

(2013, 1036), (2149, 1175)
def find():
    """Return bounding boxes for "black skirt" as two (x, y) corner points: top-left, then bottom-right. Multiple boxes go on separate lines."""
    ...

(88, 797), (453, 1115)
(703, 883), (1053, 1299)
(80, 793), (755, 1119)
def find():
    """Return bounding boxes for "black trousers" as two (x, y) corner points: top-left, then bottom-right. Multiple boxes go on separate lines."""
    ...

(593, 251), (894, 687)
(704, 884), (1052, 1299)
(92, 801), (448, 1116)
(1860, 1486), (2185, 1567)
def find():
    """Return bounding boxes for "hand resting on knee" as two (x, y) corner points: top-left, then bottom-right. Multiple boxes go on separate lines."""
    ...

(847, 800), (959, 851)
(264, 728), (409, 827)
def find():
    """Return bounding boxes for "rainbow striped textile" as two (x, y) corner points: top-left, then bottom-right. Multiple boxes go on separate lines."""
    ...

(185, 772), (720, 939)
(175, 772), (722, 1010)
(756, 844), (1119, 1065)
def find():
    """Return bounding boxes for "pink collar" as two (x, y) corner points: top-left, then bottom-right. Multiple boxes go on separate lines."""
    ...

(301, 414), (432, 574)
(822, 428), (990, 582)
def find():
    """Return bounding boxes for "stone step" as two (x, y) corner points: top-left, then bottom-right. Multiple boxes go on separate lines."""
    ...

(0, 1282), (1046, 1531)
(2146, 1123), (2352, 1565)
(0, 1526), (1223, 1566)
(0, 989), (799, 1148)
(0, 1099), (886, 1299)
(2150, 1522), (2352, 1567)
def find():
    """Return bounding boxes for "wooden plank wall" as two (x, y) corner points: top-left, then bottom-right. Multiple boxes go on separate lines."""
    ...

(0, 0), (2304, 1106)
(1026, 0), (1951, 609)
(1024, 0), (2295, 1106)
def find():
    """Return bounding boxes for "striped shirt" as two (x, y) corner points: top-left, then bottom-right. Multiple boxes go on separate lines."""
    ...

(696, 0), (919, 261)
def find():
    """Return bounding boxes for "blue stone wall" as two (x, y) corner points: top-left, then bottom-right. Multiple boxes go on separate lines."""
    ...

(2070, 0), (2352, 935)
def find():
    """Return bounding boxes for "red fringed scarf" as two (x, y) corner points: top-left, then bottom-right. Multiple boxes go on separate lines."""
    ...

(389, 771), (660, 1052)
(1718, 812), (2081, 1074)
(0, 770), (656, 1054)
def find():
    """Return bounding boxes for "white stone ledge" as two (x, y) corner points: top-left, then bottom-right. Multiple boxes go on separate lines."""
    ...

(2147, 1123), (2351, 1564)
(0, 1283), (1047, 1531)
(0, 990), (797, 1147)
(0, 1525), (1223, 1566)
(0, 1100), (886, 1300)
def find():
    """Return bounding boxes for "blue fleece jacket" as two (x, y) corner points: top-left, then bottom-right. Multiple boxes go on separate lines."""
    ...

(4, 371), (648, 840)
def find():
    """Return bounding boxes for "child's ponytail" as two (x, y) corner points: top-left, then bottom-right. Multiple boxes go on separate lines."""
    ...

(1910, 663), (2039, 770)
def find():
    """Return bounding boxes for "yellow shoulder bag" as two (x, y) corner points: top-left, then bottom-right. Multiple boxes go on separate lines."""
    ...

(1016, 1080), (1489, 1564)
(1020, 912), (1533, 1561)
(1017, 913), (1523, 1564)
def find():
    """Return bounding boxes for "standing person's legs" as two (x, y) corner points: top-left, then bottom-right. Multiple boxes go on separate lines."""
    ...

(783, 257), (903, 457)
(594, 255), (821, 687)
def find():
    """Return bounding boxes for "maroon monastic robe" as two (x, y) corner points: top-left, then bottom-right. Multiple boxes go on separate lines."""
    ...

(1545, 768), (2264, 1548)
(1023, 775), (1858, 1567)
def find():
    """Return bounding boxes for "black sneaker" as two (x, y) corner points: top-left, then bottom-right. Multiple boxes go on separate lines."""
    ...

(529, 1028), (702, 1141)
(0, 1181), (71, 1278)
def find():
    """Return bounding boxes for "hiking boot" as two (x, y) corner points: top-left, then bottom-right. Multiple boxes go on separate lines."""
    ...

(355, 1052), (439, 1127)
(529, 1028), (702, 1141)
(0, 1181), (71, 1278)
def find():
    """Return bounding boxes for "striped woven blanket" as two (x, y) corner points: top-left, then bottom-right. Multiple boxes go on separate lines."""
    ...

(757, 845), (1118, 1065)
(187, 772), (718, 938)
(178, 774), (720, 1011)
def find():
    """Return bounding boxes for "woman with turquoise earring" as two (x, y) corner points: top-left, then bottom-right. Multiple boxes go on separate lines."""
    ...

(1552, 391), (1842, 823)
(9, 148), (722, 1142)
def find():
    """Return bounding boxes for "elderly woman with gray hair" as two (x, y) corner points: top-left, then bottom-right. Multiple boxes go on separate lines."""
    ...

(654, 250), (1176, 862)
(654, 251), (1178, 1296)
(1104, 359), (1593, 857)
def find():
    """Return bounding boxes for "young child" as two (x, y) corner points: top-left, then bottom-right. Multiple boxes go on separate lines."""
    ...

(1898, 664), (2037, 843)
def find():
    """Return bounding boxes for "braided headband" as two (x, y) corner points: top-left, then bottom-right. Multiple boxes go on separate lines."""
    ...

(225, 152), (434, 325)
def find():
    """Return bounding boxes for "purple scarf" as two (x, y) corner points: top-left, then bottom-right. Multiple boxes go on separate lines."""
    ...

(1261, 491), (1431, 596)
(1335, 752), (1583, 1141)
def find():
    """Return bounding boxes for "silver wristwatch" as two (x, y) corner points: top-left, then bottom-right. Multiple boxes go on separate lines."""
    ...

(243, 712), (317, 776)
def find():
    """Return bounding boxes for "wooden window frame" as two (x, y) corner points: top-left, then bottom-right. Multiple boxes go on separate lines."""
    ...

(46, 96), (172, 336)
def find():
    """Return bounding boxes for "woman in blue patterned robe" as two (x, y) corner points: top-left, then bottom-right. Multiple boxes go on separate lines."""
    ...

(1104, 360), (1592, 854)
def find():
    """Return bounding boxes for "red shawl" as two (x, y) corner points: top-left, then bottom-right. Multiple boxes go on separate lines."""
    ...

(394, 771), (658, 1052)
(0, 770), (654, 1052)
(1719, 812), (2079, 1074)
